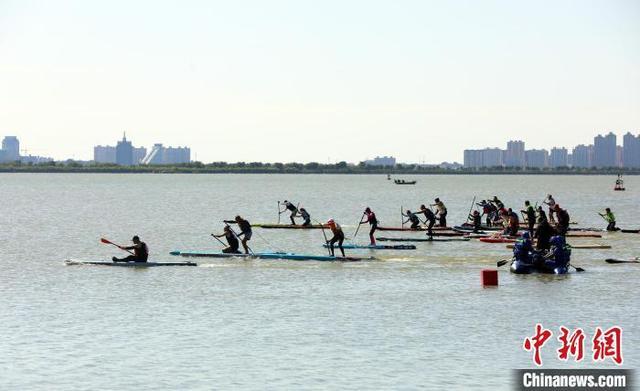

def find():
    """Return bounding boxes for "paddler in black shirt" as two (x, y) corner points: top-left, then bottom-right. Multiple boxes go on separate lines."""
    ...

(112, 235), (149, 263)
(234, 215), (253, 254)
(212, 226), (240, 253)
(418, 204), (437, 239)
(402, 209), (421, 230)
(298, 208), (311, 226)
(281, 200), (299, 225)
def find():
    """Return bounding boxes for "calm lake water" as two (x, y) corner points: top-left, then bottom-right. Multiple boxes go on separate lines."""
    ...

(0, 174), (638, 390)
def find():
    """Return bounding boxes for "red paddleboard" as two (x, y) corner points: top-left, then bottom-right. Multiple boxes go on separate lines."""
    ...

(479, 237), (517, 243)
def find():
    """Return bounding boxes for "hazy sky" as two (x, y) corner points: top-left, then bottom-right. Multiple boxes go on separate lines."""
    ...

(1, 0), (639, 163)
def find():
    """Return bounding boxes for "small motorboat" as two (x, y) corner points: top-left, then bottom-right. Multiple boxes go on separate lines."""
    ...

(394, 179), (417, 185)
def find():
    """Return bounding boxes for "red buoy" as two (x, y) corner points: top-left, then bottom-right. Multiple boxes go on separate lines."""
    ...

(481, 269), (498, 286)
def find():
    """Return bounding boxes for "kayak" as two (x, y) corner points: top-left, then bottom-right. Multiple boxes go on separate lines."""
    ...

(507, 244), (611, 249)
(322, 244), (416, 250)
(376, 237), (471, 242)
(171, 251), (373, 262)
(479, 237), (517, 243)
(65, 259), (197, 267)
(510, 259), (570, 274)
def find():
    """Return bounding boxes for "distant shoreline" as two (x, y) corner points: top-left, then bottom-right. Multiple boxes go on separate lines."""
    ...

(0, 163), (637, 175)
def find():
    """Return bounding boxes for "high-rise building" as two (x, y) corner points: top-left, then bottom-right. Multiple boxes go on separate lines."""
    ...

(525, 149), (548, 168)
(572, 144), (593, 168)
(504, 140), (525, 167)
(549, 147), (569, 168)
(623, 132), (640, 168)
(115, 134), (133, 166)
(1, 136), (20, 161)
(593, 132), (617, 168)
(94, 145), (116, 163)
(463, 150), (483, 169)
(616, 146), (623, 168)
(482, 148), (504, 167)
(141, 144), (190, 165)
(163, 146), (190, 164)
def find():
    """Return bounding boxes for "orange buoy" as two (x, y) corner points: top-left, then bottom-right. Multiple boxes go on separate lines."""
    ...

(481, 269), (498, 286)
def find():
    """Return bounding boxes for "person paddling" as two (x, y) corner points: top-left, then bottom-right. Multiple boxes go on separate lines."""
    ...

(234, 215), (253, 254)
(554, 204), (570, 236)
(544, 194), (557, 223)
(402, 209), (421, 230)
(359, 207), (378, 245)
(521, 200), (536, 236)
(534, 216), (556, 251)
(599, 208), (619, 231)
(507, 208), (520, 236)
(298, 208), (311, 226)
(469, 210), (482, 233)
(212, 226), (240, 254)
(327, 219), (345, 257)
(536, 206), (547, 223)
(281, 200), (299, 225)
(431, 198), (448, 227)
(418, 204), (437, 239)
(112, 235), (149, 263)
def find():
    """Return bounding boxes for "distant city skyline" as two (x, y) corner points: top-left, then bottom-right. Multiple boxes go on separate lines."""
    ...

(1, 1), (638, 163)
(464, 131), (640, 169)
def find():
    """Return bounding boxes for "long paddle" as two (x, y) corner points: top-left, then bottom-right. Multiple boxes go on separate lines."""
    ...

(313, 218), (332, 256)
(225, 222), (254, 255)
(605, 258), (640, 264)
(277, 201), (281, 224)
(353, 212), (365, 239)
(210, 233), (227, 248)
(466, 196), (476, 223)
(100, 238), (134, 255)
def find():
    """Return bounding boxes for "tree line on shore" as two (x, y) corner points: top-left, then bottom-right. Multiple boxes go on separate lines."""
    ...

(0, 160), (637, 174)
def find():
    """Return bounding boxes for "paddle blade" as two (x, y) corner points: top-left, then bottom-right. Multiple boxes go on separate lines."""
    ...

(574, 266), (585, 272)
(496, 259), (509, 267)
(100, 238), (113, 245)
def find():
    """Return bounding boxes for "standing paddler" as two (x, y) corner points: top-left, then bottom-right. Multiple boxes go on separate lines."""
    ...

(280, 200), (299, 225)
(212, 226), (240, 254)
(431, 198), (448, 227)
(554, 205), (570, 236)
(326, 219), (345, 257)
(233, 215), (253, 254)
(112, 235), (149, 263)
(358, 207), (378, 245)
(544, 194), (557, 223)
(521, 200), (536, 236)
(418, 204), (437, 238)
